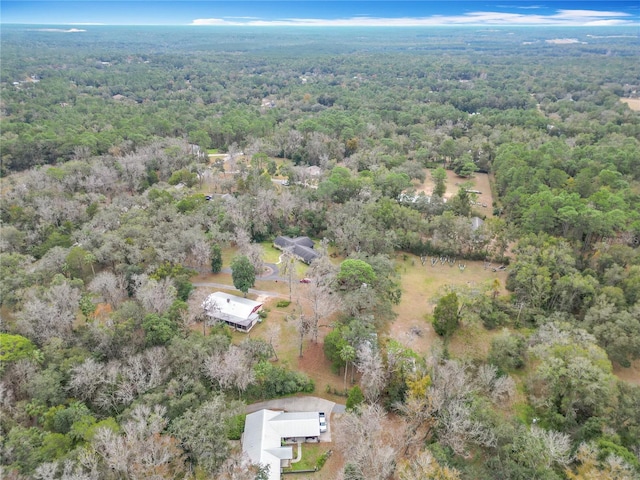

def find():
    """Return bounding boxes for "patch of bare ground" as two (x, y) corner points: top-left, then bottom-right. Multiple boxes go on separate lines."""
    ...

(413, 169), (495, 217)
(297, 342), (347, 401)
(620, 97), (640, 111)
(385, 253), (509, 357)
(613, 359), (640, 386)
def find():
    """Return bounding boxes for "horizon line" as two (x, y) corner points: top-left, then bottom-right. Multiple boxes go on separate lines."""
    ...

(4, 22), (640, 27)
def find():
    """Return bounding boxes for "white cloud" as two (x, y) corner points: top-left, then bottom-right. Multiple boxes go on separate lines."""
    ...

(32, 28), (87, 32)
(553, 9), (631, 18)
(191, 10), (637, 27)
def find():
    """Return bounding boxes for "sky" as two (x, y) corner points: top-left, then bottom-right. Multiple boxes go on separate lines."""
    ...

(2, 1), (639, 27)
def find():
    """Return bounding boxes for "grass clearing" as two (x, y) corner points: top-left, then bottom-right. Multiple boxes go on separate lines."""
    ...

(385, 252), (509, 356)
(413, 170), (495, 218)
(620, 97), (640, 111)
(259, 241), (283, 263)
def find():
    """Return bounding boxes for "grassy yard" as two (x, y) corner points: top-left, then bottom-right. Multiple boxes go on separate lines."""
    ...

(383, 251), (509, 357)
(282, 443), (333, 473)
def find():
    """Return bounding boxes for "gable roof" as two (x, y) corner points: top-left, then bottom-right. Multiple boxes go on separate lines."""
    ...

(243, 409), (320, 480)
(202, 292), (262, 328)
(274, 236), (320, 264)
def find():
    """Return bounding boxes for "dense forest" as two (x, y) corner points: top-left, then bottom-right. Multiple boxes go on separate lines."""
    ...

(1, 25), (639, 480)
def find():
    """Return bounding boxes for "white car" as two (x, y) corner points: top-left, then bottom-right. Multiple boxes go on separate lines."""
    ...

(319, 412), (327, 433)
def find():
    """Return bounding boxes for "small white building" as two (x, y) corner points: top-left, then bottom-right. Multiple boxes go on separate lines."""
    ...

(202, 292), (262, 332)
(242, 409), (322, 480)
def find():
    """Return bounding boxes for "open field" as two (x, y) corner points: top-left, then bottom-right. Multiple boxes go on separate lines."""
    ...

(620, 97), (640, 111)
(613, 359), (640, 386)
(385, 252), (509, 356)
(414, 169), (495, 217)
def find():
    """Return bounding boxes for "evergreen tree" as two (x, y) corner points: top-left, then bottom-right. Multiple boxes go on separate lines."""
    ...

(230, 255), (256, 297)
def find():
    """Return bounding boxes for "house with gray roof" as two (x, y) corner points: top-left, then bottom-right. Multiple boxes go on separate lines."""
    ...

(202, 292), (263, 332)
(242, 409), (322, 480)
(273, 236), (320, 264)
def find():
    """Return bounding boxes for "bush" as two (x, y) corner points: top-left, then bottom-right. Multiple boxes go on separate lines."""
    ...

(316, 450), (332, 470)
(226, 414), (246, 440)
(488, 330), (526, 371)
(346, 386), (364, 411)
(276, 300), (291, 308)
(247, 361), (315, 400)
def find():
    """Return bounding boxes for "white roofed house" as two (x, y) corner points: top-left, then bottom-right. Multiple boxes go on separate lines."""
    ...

(242, 409), (322, 480)
(202, 292), (263, 332)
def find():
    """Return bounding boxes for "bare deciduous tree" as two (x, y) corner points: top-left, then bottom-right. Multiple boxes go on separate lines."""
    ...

(203, 345), (255, 397)
(305, 258), (339, 342)
(356, 343), (386, 404)
(279, 248), (297, 302)
(17, 281), (81, 345)
(233, 228), (265, 275)
(397, 359), (499, 459)
(132, 274), (177, 315)
(92, 404), (185, 479)
(69, 348), (171, 411)
(88, 271), (127, 308)
(190, 238), (210, 273)
(294, 311), (312, 358)
(265, 322), (281, 361)
(68, 357), (105, 403)
(336, 404), (398, 480)
(187, 288), (211, 334)
(397, 450), (461, 480)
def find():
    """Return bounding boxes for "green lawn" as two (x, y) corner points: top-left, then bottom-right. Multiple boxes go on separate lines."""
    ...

(282, 443), (331, 472)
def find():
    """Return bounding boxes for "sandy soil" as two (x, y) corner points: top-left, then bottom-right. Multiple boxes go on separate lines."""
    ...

(620, 98), (640, 111)
(414, 169), (495, 217)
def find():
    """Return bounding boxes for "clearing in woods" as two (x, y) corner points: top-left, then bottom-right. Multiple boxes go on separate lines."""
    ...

(413, 169), (495, 217)
(620, 97), (640, 111)
(387, 253), (509, 356)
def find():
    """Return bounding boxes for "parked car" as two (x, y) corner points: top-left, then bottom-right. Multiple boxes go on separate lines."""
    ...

(319, 412), (327, 433)
(299, 278), (311, 284)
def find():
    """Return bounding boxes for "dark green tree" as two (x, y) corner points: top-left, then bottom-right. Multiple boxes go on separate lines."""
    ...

(230, 255), (256, 297)
(346, 385), (365, 411)
(210, 244), (223, 273)
(433, 292), (460, 338)
(432, 167), (447, 198)
(337, 259), (377, 291)
(142, 314), (177, 346)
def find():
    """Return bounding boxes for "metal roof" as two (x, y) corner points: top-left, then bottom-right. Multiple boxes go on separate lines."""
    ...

(243, 409), (320, 480)
(202, 292), (262, 328)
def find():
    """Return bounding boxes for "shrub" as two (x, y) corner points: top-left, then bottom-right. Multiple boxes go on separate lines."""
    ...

(488, 330), (526, 371)
(248, 361), (315, 400)
(227, 414), (246, 440)
(316, 450), (332, 470)
(346, 386), (364, 411)
(276, 300), (291, 308)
